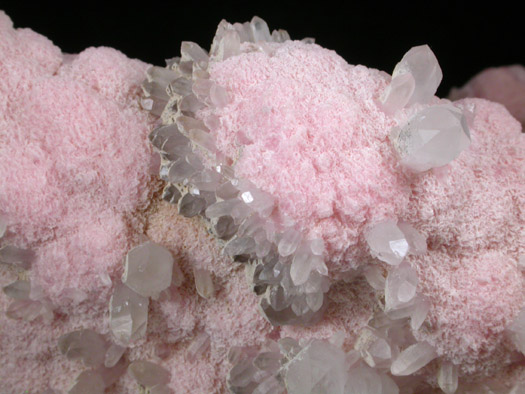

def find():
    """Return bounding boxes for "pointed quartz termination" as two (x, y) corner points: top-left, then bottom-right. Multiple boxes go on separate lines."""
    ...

(180, 41), (209, 70)
(437, 360), (459, 394)
(128, 360), (171, 388)
(58, 329), (107, 367)
(104, 344), (126, 368)
(385, 262), (419, 312)
(3, 280), (30, 299)
(391, 104), (471, 172)
(109, 283), (149, 345)
(278, 228), (302, 257)
(506, 308), (525, 354)
(382, 44), (442, 113)
(69, 370), (105, 394)
(390, 342), (438, 376)
(0, 244), (35, 269)
(365, 220), (409, 265)
(398, 222), (427, 255)
(193, 268), (215, 299)
(122, 241), (174, 298)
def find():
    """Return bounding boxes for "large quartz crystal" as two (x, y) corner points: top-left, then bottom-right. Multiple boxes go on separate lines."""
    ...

(58, 329), (107, 367)
(128, 360), (171, 388)
(390, 342), (437, 376)
(109, 283), (149, 345)
(391, 104), (471, 172)
(437, 360), (459, 394)
(122, 241), (174, 298)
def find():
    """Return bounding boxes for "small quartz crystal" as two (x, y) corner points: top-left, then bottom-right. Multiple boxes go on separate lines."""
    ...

(385, 262), (419, 311)
(365, 220), (409, 265)
(390, 342), (437, 376)
(58, 329), (107, 367)
(187, 332), (211, 362)
(193, 268), (215, 299)
(391, 104), (471, 172)
(381, 72), (416, 115)
(437, 360), (459, 394)
(6, 298), (53, 322)
(128, 360), (171, 388)
(2, 280), (30, 299)
(122, 241), (174, 298)
(178, 193), (207, 217)
(104, 344), (126, 368)
(109, 283), (149, 345)
(69, 370), (105, 394)
(398, 222), (427, 255)
(0, 245), (35, 269)
(278, 228), (302, 257)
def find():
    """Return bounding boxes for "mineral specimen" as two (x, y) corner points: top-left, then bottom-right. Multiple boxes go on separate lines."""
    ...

(109, 283), (149, 345)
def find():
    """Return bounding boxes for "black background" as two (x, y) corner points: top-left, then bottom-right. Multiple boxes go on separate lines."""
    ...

(1, 1), (523, 97)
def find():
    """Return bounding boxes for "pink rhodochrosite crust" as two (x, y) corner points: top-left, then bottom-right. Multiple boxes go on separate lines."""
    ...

(205, 41), (525, 375)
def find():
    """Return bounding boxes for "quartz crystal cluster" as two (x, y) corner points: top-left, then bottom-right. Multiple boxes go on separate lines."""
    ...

(142, 16), (330, 326)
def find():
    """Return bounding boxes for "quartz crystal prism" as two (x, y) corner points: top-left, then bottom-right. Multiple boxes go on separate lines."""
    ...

(364, 265), (386, 290)
(381, 72), (416, 115)
(250, 16), (272, 42)
(109, 283), (149, 345)
(6, 298), (53, 322)
(2, 279), (30, 299)
(392, 45), (442, 106)
(104, 344), (126, 368)
(161, 184), (182, 205)
(181, 41), (209, 70)
(0, 245), (35, 269)
(390, 342), (437, 376)
(128, 360), (171, 388)
(278, 228), (302, 257)
(187, 332), (211, 362)
(58, 329), (107, 367)
(391, 104), (471, 172)
(122, 241), (174, 298)
(437, 360), (459, 394)
(410, 296), (430, 330)
(224, 236), (256, 259)
(69, 370), (105, 394)
(385, 262), (419, 311)
(356, 328), (393, 369)
(271, 29), (291, 43)
(214, 215), (238, 240)
(290, 246), (313, 286)
(365, 220), (409, 265)
(398, 222), (427, 255)
(506, 308), (525, 354)
(193, 268), (215, 299)
(178, 193), (206, 217)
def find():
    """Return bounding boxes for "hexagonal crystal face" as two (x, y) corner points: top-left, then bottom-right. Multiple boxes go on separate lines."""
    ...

(109, 283), (149, 346)
(122, 241), (174, 298)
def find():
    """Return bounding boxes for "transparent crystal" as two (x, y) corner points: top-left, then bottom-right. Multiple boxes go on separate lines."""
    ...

(391, 104), (471, 172)
(187, 332), (211, 362)
(392, 44), (442, 106)
(6, 298), (53, 322)
(176, 115), (208, 134)
(0, 214), (6, 238)
(410, 296), (430, 330)
(238, 186), (275, 217)
(181, 41), (209, 70)
(214, 29), (241, 62)
(210, 84), (230, 108)
(180, 93), (206, 116)
(305, 291), (324, 313)
(104, 344), (126, 368)
(390, 342), (437, 376)
(271, 29), (291, 43)
(214, 215), (238, 240)
(356, 328), (393, 369)
(162, 184), (182, 205)
(385, 262), (419, 311)
(109, 283), (149, 345)
(290, 247), (313, 286)
(381, 72), (416, 114)
(229, 361), (258, 388)
(122, 241), (174, 298)
(506, 308), (525, 354)
(69, 370), (105, 394)
(58, 329), (107, 367)
(128, 360), (171, 388)
(0, 245), (35, 269)
(253, 376), (283, 394)
(169, 77), (192, 97)
(363, 265), (386, 290)
(250, 16), (272, 42)
(146, 66), (180, 86)
(437, 360), (459, 394)
(150, 384), (172, 394)
(346, 365), (397, 394)
(190, 170), (222, 192)
(365, 220), (408, 265)
(193, 268), (215, 299)
(224, 236), (256, 259)
(278, 228), (302, 257)
(3, 280), (30, 299)
(167, 158), (197, 183)
(178, 193), (206, 217)
(398, 222), (427, 255)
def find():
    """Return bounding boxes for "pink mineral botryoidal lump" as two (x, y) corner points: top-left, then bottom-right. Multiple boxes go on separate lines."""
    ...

(450, 65), (525, 128)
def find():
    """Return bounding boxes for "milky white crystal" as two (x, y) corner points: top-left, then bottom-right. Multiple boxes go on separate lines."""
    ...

(391, 104), (471, 172)
(150, 384), (172, 394)
(437, 360), (459, 394)
(128, 360), (171, 388)
(58, 329), (107, 367)
(109, 283), (149, 345)
(122, 241), (174, 298)
(390, 342), (437, 376)
(193, 268), (215, 299)
(365, 220), (409, 265)
(410, 296), (430, 330)
(392, 45), (442, 106)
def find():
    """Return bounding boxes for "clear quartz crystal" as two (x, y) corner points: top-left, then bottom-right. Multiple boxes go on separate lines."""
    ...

(122, 241), (174, 298)
(6, 298), (53, 322)
(69, 370), (106, 394)
(128, 360), (171, 388)
(391, 45), (442, 106)
(109, 283), (149, 345)
(398, 222), (427, 255)
(385, 262), (419, 311)
(58, 329), (107, 367)
(363, 265), (386, 290)
(180, 41), (209, 70)
(391, 104), (471, 172)
(2, 280), (30, 299)
(390, 342), (437, 376)
(187, 332), (211, 362)
(346, 364), (399, 394)
(0, 245), (35, 269)
(437, 360), (459, 394)
(278, 228), (302, 257)
(290, 246), (313, 286)
(0, 214), (6, 238)
(104, 344), (126, 368)
(365, 220), (409, 265)
(178, 193), (206, 217)
(410, 296), (430, 330)
(193, 268), (215, 299)
(381, 72), (416, 115)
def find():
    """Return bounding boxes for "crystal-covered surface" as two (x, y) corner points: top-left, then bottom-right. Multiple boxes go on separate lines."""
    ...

(2, 279), (30, 299)
(366, 220), (409, 265)
(69, 370), (105, 394)
(392, 45), (442, 106)
(186, 332), (211, 362)
(0, 245), (35, 269)
(109, 283), (149, 345)
(128, 360), (171, 388)
(390, 342), (437, 376)
(122, 241), (174, 298)
(437, 360), (459, 394)
(58, 329), (107, 367)
(193, 268), (215, 299)
(391, 104), (471, 172)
